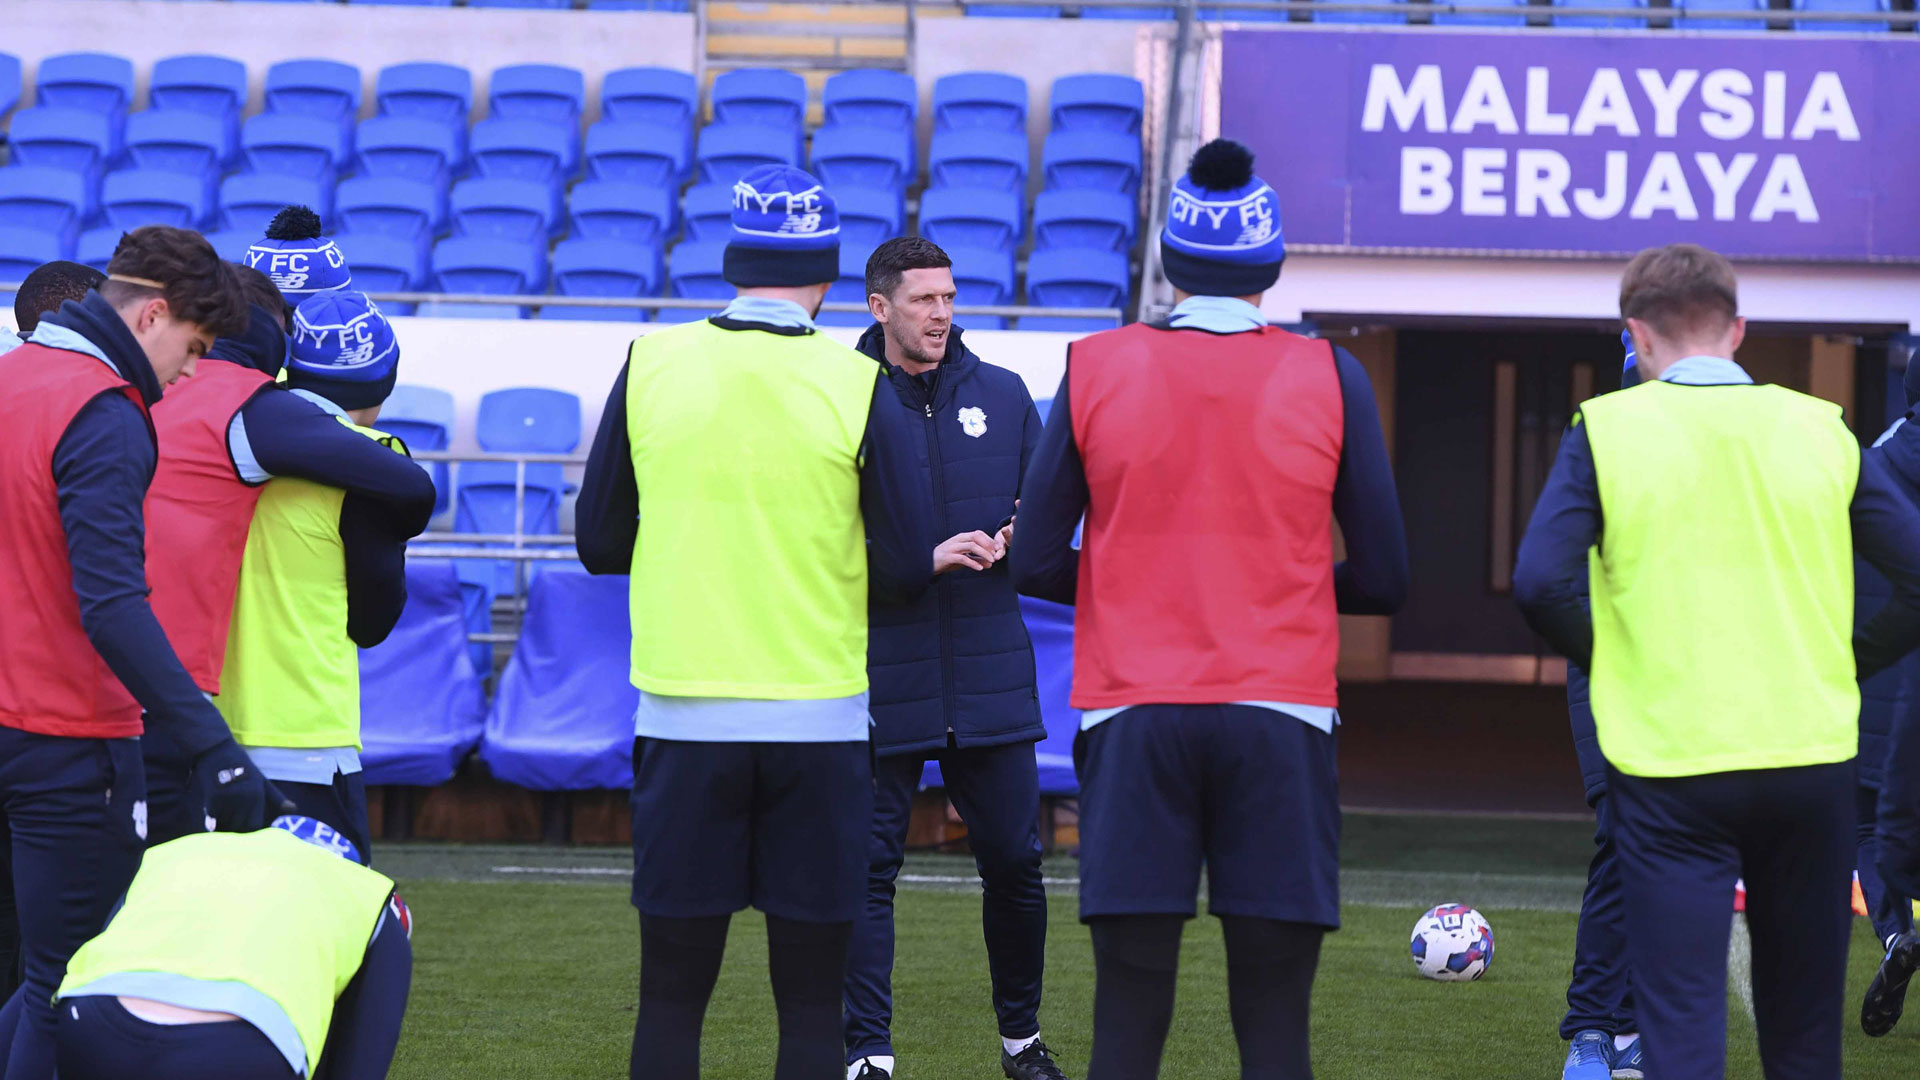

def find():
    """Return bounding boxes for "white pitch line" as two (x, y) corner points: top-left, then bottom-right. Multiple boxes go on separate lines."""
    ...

(901, 874), (1082, 886)
(493, 866), (629, 876)
(1728, 913), (1757, 1025)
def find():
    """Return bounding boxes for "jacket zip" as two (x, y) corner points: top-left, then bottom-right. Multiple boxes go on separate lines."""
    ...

(921, 383), (958, 737)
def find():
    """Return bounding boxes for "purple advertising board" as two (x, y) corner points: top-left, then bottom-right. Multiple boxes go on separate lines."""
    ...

(1219, 30), (1920, 261)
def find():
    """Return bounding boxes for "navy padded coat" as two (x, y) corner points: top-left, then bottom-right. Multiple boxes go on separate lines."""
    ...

(858, 324), (1047, 757)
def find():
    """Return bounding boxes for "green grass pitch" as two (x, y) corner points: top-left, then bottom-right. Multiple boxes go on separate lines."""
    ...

(381, 816), (1920, 1079)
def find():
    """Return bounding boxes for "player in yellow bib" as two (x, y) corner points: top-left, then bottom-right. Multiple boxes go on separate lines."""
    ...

(215, 293), (432, 863)
(1515, 244), (1920, 1080)
(53, 816), (411, 1079)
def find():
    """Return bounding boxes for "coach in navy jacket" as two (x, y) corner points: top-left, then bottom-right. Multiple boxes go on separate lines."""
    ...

(842, 238), (1064, 1080)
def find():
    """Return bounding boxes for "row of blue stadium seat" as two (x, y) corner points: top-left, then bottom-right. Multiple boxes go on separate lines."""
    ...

(363, 559), (1078, 796)
(0, 55), (1140, 158)
(967, 0), (1901, 28)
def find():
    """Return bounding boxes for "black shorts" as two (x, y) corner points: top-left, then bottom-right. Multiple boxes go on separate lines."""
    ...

(1075, 705), (1340, 927)
(629, 737), (873, 923)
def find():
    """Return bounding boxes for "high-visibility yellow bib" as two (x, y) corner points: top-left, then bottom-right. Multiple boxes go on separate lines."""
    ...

(217, 420), (410, 748)
(1582, 380), (1860, 778)
(58, 830), (394, 1077)
(623, 319), (877, 698)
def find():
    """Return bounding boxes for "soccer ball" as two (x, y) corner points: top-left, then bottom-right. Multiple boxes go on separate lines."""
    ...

(1410, 904), (1494, 982)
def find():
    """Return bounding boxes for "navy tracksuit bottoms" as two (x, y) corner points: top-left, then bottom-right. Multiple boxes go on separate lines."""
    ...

(844, 740), (1047, 1062)
(1561, 792), (1636, 1040)
(0, 728), (146, 1080)
(1855, 784), (1915, 947)
(1610, 760), (1854, 1080)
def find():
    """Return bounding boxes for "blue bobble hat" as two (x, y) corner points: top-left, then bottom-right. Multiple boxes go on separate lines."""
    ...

(1160, 139), (1285, 298)
(723, 165), (841, 289)
(271, 814), (365, 866)
(245, 206), (352, 303)
(288, 290), (399, 412)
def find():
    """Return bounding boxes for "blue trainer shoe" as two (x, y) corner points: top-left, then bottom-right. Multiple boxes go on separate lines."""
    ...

(1562, 1030), (1612, 1080)
(1610, 1034), (1643, 1079)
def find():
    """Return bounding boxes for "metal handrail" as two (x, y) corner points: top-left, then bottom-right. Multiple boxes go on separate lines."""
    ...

(359, 292), (1126, 319)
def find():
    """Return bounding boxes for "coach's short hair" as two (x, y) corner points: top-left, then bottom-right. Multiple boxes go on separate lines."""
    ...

(231, 262), (290, 329)
(14, 260), (105, 332)
(865, 236), (953, 302)
(99, 226), (249, 340)
(1618, 243), (1739, 340)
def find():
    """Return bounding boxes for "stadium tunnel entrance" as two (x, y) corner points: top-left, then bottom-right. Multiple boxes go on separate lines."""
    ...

(1313, 314), (1914, 817)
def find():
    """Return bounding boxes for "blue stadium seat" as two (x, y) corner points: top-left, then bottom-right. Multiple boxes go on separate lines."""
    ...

(932, 72), (1027, 134)
(1794, 0), (1890, 30)
(0, 229), (65, 294)
(35, 53), (134, 117)
(662, 240), (729, 323)
(220, 173), (331, 234)
(548, 237), (663, 322)
(471, 117), (572, 184)
(964, 4), (1065, 16)
(358, 559), (486, 787)
(1020, 597), (1081, 795)
(0, 167), (90, 238)
(481, 567), (637, 791)
(1033, 188), (1136, 253)
(1310, 0), (1408, 21)
(1020, 246), (1128, 331)
(488, 64), (584, 128)
(7, 107), (114, 176)
(824, 69), (917, 132)
(101, 169), (209, 230)
(337, 175), (443, 243)
(461, 388), (578, 592)
(376, 62), (472, 130)
(264, 59), (363, 126)
(710, 67), (807, 132)
(77, 226), (120, 273)
(429, 236), (548, 318)
(1552, 0), (1649, 26)
(568, 180), (674, 245)
(355, 115), (463, 184)
(450, 178), (557, 243)
(336, 232), (426, 315)
(1050, 74), (1145, 135)
(0, 54), (20, 122)
(835, 185), (904, 249)
(589, 0), (691, 8)
(241, 113), (350, 179)
(919, 186), (1022, 255)
(928, 130), (1029, 193)
(478, 387), (581, 454)
(945, 245), (1015, 331)
(372, 384), (455, 517)
(818, 243), (875, 329)
(124, 111), (225, 180)
(584, 120), (690, 187)
(1432, 0), (1527, 23)
(149, 55), (246, 161)
(149, 55), (246, 118)
(696, 123), (800, 186)
(601, 67), (698, 132)
(811, 125), (914, 190)
(1675, 0), (1767, 27)
(454, 563), (496, 676)
(680, 183), (736, 243)
(1081, 5), (1178, 17)
(1042, 130), (1141, 195)
(469, 0), (572, 8)
(202, 229), (254, 265)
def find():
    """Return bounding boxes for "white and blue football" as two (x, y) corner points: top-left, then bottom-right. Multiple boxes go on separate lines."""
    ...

(1410, 903), (1494, 982)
